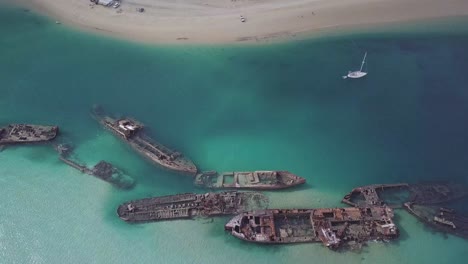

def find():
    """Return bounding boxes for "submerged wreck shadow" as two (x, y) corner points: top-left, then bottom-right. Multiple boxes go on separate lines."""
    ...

(389, 211), (410, 244)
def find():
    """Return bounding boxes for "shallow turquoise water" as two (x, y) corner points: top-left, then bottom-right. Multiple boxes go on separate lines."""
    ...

(1, 5), (468, 264)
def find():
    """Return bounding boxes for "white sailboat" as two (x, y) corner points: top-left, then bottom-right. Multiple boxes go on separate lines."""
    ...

(343, 52), (367, 79)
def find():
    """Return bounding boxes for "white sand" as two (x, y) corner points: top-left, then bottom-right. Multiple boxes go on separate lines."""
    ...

(6, 0), (468, 44)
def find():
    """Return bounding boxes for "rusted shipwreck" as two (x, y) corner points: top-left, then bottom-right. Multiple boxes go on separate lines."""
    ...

(194, 170), (306, 190)
(342, 183), (409, 207)
(404, 202), (468, 239)
(342, 182), (468, 208)
(55, 143), (135, 189)
(117, 191), (268, 223)
(91, 105), (197, 176)
(0, 124), (58, 145)
(225, 206), (398, 250)
(341, 182), (468, 240)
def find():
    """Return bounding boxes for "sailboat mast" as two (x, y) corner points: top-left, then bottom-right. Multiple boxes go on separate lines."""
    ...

(359, 52), (367, 72)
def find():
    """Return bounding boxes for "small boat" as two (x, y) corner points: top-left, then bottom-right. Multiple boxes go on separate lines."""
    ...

(194, 170), (305, 190)
(343, 52), (367, 79)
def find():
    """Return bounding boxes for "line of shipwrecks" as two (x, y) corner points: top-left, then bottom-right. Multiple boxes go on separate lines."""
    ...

(116, 181), (467, 250)
(2, 106), (468, 251)
(89, 105), (307, 191)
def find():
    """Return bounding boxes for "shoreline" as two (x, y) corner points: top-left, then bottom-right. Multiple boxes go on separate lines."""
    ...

(3, 0), (468, 45)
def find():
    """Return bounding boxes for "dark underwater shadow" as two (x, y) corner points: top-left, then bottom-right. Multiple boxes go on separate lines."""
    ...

(391, 211), (410, 244)
(3, 143), (57, 164)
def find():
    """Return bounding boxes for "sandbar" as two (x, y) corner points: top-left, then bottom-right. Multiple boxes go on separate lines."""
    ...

(4, 0), (468, 44)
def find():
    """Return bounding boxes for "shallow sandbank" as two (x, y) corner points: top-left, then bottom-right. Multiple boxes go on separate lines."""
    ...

(5, 0), (468, 44)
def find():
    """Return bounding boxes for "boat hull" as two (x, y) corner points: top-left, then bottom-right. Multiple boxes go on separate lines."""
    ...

(127, 139), (197, 176)
(225, 207), (399, 250)
(0, 124), (58, 145)
(404, 202), (468, 239)
(347, 71), (367, 78)
(91, 106), (197, 176)
(194, 170), (306, 190)
(117, 191), (268, 223)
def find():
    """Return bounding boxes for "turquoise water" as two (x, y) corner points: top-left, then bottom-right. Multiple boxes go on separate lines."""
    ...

(1, 5), (468, 264)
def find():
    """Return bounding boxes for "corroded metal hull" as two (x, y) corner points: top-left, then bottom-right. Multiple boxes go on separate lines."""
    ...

(341, 182), (468, 208)
(0, 124), (58, 145)
(117, 191), (268, 223)
(194, 170), (306, 190)
(225, 207), (399, 250)
(404, 202), (468, 239)
(91, 105), (197, 176)
(54, 143), (135, 189)
(341, 183), (409, 207)
(60, 157), (135, 189)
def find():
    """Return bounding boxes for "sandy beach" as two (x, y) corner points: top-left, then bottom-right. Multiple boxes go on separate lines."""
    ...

(5, 0), (468, 44)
